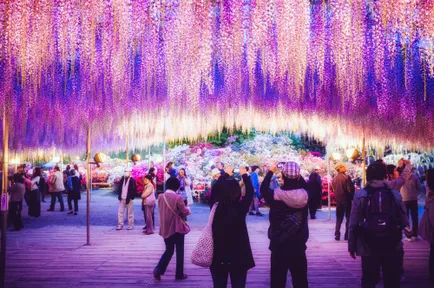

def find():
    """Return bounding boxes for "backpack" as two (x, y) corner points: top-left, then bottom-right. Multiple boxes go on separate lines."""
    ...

(359, 185), (402, 254)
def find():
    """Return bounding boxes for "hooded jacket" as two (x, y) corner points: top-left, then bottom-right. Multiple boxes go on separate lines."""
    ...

(260, 171), (309, 252)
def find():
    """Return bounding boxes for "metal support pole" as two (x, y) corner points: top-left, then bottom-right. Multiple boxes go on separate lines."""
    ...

(327, 155), (331, 220)
(126, 135), (129, 167)
(86, 127), (91, 245)
(362, 136), (366, 187)
(148, 145), (151, 169)
(1, 107), (9, 288)
(163, 140), (166, 192)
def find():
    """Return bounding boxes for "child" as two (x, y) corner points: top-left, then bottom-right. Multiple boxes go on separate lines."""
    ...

(8, 174), (25, 231)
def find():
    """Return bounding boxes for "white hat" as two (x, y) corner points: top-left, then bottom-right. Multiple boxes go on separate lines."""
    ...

(211, 168), (221, 177)
(314, 165), (321, 170)
(124, 167), (132, 172)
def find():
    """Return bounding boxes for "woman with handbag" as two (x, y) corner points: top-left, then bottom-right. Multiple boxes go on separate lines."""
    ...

(210, 166), (255, 288)
(154, 177), (191, 281)
(419, 168), (434, 283)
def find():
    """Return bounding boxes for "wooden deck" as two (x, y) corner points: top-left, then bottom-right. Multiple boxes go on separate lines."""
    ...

(2, 212), (433, 287)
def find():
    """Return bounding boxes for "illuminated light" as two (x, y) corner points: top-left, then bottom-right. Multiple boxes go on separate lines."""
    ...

(52, 156), (61, 163)
(346, 148), (358, 159)
(332, 153), (342, 161)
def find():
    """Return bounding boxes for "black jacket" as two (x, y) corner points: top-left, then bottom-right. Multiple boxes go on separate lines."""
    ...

(69, 176), (81, 200)
(210, 172), (230, 208)
(308, 172), (322, 201)
(117, 176), (137, 204)
(260, 171), (309, 252)
(211, 174), (255, 271)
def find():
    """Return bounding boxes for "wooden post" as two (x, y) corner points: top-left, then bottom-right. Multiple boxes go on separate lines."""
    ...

(1, 107), (9, 287)
(86, 127), (91, 245)
(362, 136), (366, 187)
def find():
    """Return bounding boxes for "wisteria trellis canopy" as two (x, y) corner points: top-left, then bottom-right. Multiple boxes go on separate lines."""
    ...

(0, 0), (433, 152)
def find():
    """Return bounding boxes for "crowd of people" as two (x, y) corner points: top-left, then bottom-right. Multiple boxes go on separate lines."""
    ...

(141, 160), (433, 288)
(2, 157), (434, 288)
(5, 164), (83, 231)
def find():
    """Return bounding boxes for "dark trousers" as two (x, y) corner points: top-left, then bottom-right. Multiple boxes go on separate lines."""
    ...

(28, 189), (41, 218)
(404, 200), (418, 236)
(361, 253), (401, 288)
(156, 233), (185, 278)
(430, 243), (434, 280)
(210, 265), (247, 288)
(335, 202), (351, 238)
(9, 201), (23, 230)
(68, 195), (78, 212)
(271, 246), (308, 288)
(308, 193), (321, 218)
(50, 192), (65, 210)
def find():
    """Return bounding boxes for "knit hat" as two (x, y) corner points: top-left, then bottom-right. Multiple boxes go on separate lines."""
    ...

(212, 168), (221, 177)
(281, 162), (300, 179)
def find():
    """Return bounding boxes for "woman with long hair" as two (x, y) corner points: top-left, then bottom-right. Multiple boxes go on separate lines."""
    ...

(210, 166), (255, 288)
(24, 167), (42, 218)
(178, 168), (193, 206)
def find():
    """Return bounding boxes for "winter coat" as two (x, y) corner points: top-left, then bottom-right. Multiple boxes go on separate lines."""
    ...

(212, 174), (255, 272)
(400, 173), (422, 202)
(260, 171), (309, 252)
(68, 175), (81, 200)
(348, 180), (409, 257)
(332, 173), (355, 204)
(117, 176), (137, 205)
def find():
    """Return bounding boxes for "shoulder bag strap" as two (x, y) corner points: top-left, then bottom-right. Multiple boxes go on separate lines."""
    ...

(163, 194), (189, 227)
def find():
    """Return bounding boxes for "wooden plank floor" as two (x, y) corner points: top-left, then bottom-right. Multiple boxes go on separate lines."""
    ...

(2, 208), (433, 287)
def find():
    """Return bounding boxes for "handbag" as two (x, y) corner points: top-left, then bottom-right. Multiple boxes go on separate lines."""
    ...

(191, 203), (218, 268)
(163, 194), (190, 232)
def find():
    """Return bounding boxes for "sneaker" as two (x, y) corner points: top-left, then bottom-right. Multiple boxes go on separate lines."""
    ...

(143, 226), (147, 230)
(67, 211), (74, 215)
(335, 235), (340, 241)
(310, 216), (317, 220)
(143, 231), (154, 235)
(116, 226), (123, 230)
(74, 212), (78, 215)
(127, 226), (134, 230)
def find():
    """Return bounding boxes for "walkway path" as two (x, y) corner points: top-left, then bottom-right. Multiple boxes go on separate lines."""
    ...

(2, 189), (432, 287)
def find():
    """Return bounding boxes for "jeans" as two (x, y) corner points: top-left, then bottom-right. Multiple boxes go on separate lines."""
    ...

(361, 253), (401, 288)
(9, 201), (23, 230)
(156, 233), (185, 278)
(404, 200), (418, 237)
(430, 243), (434, 280)
(210, 265), (247, 288)
(68, 195), (78, 212)
(271, 245), (308, 288)
(249, 197), (259, 214)
(144, 204), (155, 233)
(335, 202), (351, 238)
(49, 192), (65, 210)
(118, 199), (134, 228)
